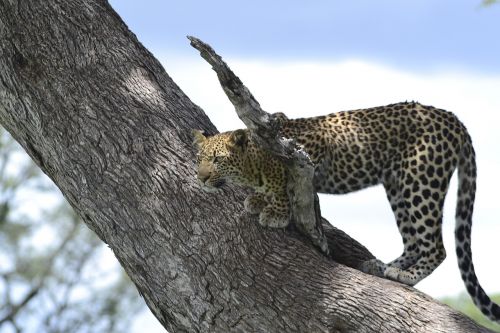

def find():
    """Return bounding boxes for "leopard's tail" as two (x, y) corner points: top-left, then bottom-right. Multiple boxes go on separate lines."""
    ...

(456, 131), (500, 324)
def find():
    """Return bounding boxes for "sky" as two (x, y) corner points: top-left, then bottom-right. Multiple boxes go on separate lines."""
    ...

(110, 0), (500, 73)
(106, 1), (500, 331)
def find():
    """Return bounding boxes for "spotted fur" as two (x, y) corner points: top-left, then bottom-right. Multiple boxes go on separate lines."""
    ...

(193, 102), (499, 323)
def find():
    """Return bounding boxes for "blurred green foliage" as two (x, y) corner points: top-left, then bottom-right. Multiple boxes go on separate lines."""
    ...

(482, 0), (499, 6)
(441, 293), (500, 332)
(0, 129), (146, 333)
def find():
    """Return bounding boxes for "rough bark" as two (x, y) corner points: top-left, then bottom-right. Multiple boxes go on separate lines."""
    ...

(0, 1), (493, 332)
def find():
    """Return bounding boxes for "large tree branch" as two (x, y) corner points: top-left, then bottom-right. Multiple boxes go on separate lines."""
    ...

(186, 37), (269, 135)
(0, 1), (492, 332)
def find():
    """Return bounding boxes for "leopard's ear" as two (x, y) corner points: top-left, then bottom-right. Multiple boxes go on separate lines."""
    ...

(227, 129), (248, 152)
(192, 130), (207, 149)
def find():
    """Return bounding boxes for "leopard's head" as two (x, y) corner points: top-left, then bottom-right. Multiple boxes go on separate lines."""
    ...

(192, 129), (249, 191)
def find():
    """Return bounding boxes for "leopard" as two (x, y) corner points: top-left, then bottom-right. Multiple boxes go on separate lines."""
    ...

(193, 129), (290, 228)
(192, 101), (499, 324)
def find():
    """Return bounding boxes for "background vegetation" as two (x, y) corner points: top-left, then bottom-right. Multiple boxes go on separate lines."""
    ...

(0, 129), (144, 333)
(442, 294), (500, 332)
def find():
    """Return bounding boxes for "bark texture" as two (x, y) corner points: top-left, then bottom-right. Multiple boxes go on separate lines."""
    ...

(0, 1), (493, 332)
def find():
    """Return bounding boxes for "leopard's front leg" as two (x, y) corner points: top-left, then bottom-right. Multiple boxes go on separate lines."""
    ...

(259, 191), (290, 228)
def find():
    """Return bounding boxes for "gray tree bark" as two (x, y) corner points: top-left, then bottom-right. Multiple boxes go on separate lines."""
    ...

(0, 1), (493, 332)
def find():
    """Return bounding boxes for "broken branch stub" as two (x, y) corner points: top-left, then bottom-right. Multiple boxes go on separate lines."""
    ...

(188, 36), (329, 254)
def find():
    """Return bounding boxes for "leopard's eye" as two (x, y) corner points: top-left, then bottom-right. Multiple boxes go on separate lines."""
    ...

(212, 150), (222, 163)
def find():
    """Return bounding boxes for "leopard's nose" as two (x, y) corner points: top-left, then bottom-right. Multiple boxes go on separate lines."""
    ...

(197, 173), (210, 184)
(197, 163), (211, 184)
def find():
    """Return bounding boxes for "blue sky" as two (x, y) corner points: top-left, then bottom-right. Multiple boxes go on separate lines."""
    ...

(110, 0), (500, 73)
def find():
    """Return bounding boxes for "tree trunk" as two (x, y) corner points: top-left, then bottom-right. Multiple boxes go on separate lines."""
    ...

(0, 1), (493, 332)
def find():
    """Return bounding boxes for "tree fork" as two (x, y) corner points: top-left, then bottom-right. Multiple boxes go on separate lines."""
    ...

(0, 1), (493, 332)
(188, 35), (329, 255)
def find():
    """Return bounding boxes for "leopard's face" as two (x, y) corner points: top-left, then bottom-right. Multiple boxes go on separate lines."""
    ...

(192, 129), (249, 191)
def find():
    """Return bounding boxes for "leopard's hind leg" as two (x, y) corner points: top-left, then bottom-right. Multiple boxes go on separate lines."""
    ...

(360, 177), (419, 278)
(384, 178), (421, 270)
(383, 163), (453, 285)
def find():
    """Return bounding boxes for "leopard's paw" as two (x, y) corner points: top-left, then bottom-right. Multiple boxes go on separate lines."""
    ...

(384, 266), (404, 282)
(383, 267), (418, 286)
(359, 259), (387, 278)
(259, 206), (289, 228)
(244, 193), (269, 214)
